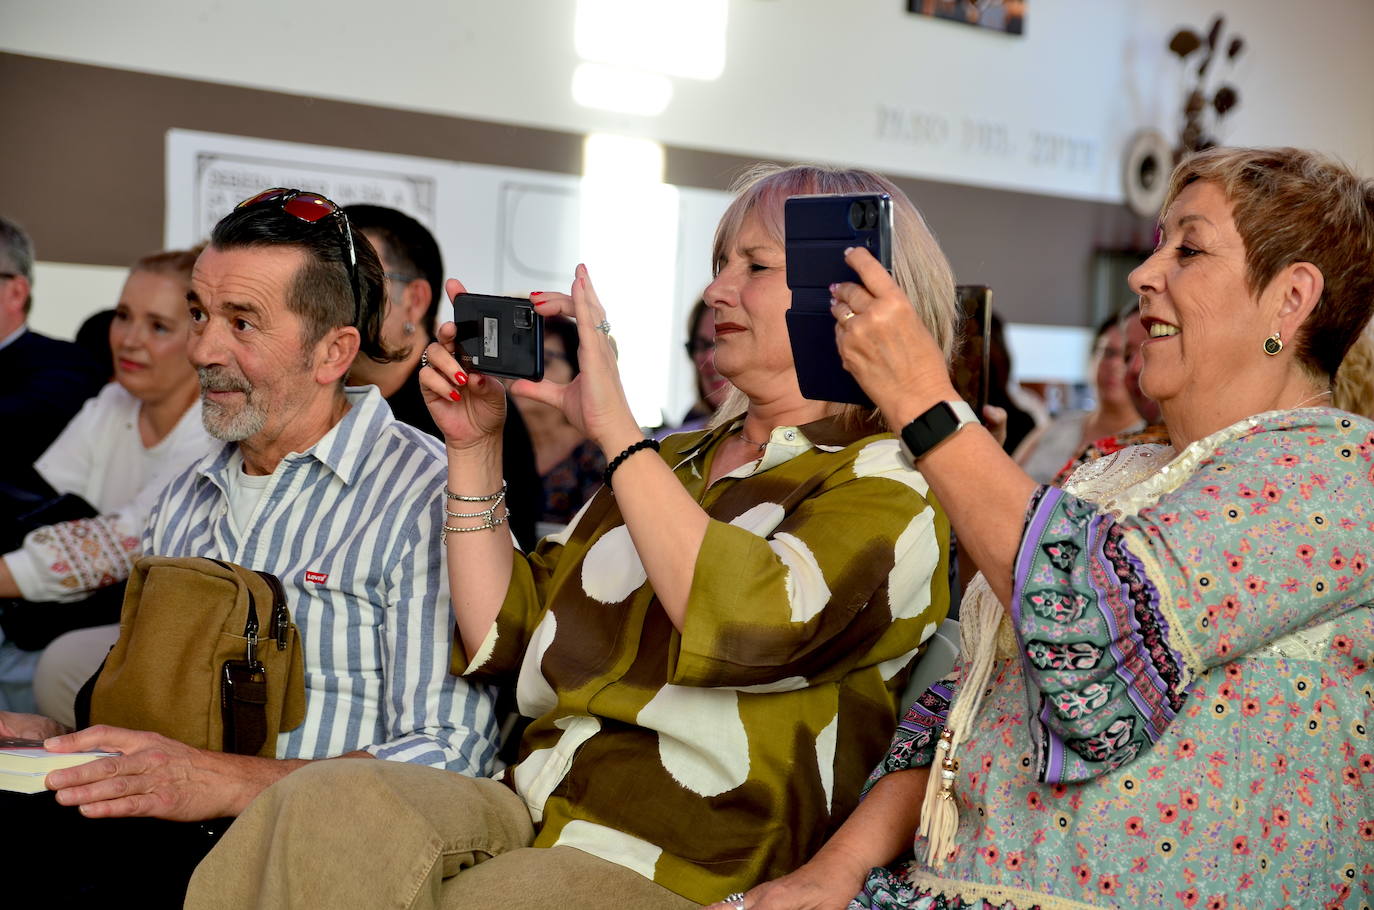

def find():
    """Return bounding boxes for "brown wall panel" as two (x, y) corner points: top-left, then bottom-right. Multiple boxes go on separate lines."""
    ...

(1, 51), (1152, 325)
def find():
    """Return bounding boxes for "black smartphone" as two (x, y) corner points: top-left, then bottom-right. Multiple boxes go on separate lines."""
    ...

(451, 293), (544, 382)
(784, 193), (893, 406)
(952, 285), (992, 415)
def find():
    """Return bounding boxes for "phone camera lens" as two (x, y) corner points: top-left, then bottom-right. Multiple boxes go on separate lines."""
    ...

(514, 308), (533, 329)
(864, 203), (878, 229)
(848, 201), (865, 231)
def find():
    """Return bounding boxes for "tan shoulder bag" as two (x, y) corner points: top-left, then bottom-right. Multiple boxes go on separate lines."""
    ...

(87, 556), (306, 758)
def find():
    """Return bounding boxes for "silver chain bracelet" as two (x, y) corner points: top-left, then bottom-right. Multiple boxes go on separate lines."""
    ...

(445, 481), (506, 502)
(443, 485), (507, 535)
(443, 512), (508, 534)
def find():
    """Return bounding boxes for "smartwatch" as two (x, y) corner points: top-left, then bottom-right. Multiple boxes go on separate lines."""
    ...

(897, 400), (979, 468)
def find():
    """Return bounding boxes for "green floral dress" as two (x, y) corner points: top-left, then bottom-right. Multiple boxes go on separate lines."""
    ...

(855, 408), (1374, 910)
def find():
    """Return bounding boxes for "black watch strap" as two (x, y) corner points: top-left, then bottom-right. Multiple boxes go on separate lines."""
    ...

(898, 400), (979, 467)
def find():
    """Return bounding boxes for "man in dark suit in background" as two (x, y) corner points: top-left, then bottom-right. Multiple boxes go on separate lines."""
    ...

(344, 205), (540, 550)
(0, 215), (106, 485)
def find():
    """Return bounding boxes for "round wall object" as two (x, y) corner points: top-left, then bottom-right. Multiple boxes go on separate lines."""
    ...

(1122, 129), (1172, 219)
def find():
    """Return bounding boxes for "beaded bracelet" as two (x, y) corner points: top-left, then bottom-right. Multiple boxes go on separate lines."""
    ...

(602, 438), (660, 489)
(445, 487), (507, 520)
(444, 511), (508, 534)
(445, 481), (506, 502)
(442, 482), (508, 534)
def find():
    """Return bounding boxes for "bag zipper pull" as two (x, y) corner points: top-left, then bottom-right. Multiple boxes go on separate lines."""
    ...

(262, 573), (289, 650)
(246, 625), (258, 666)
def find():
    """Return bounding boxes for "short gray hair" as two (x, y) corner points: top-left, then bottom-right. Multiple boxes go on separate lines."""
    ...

(0, 215), (34, 279)
(0, 215), (35, 313)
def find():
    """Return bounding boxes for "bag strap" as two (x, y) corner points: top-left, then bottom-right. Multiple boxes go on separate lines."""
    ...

(73, 650), (110, 730)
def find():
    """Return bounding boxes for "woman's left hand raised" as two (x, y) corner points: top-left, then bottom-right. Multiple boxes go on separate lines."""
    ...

(513, 264), (642, 453)
(830, 246), (955, 428)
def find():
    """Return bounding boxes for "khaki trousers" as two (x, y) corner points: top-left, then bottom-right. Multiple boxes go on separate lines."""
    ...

(185, 759), (701, 910)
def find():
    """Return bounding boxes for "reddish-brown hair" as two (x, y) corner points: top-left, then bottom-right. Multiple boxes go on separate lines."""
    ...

(1162, 147), (1374, 381)
(131, 243), (205, 284)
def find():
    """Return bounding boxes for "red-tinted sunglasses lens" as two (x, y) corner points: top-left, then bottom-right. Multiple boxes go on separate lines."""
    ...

(235, 188), (339, 225)
(237, 187), (294, 209)
(281, 193), (338, 224)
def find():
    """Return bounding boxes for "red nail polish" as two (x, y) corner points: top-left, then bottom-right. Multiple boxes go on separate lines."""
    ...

(454, 372), (468, 385)
(450, 390), (461, 401)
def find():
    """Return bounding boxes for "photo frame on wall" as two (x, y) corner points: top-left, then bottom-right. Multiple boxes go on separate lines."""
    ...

(906, 1), (1025, 36)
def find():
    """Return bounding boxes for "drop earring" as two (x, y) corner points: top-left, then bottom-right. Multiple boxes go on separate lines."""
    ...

(1263, 332), (1282, 356)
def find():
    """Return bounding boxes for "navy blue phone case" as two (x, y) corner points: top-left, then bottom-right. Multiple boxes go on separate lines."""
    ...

(784, 193), (893, 407)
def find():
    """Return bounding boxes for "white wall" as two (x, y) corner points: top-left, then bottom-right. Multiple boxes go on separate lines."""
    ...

(27, 262), (128, 340)
(3, 0), (1371, 204)
(7, 0), (1370, 397)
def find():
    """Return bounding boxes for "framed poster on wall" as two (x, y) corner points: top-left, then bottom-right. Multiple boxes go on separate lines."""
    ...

(906, 1), (1025, 35)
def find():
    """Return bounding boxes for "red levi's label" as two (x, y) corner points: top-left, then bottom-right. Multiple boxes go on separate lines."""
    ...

(305, 571), (329, 585)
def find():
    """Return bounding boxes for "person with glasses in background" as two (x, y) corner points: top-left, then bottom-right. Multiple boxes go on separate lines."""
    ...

(0, 215), (107, 486)
(1013, 312), (1143, 483)
(343, 204), (541, 550)
(657, 296), (732, 438)
(0, 189), (500, 908)
(513, 313), (607, 536)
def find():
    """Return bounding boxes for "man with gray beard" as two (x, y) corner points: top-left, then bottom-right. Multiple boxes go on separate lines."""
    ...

(0, 190), (500, 907)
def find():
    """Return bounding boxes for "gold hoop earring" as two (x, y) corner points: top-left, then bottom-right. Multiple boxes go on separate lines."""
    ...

(1263, 332), (1283, 356)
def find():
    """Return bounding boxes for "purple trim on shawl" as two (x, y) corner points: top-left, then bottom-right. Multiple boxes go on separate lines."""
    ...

(1113, 545), (1182, 740)
(1009, 485), (1064, 629)
(1085, 513), (1177, 742)
(896, 678), (955, 736)
(1014, 487), (1068, 781)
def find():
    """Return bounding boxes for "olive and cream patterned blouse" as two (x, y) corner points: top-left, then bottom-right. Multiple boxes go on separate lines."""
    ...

(456, 415), (952, 904)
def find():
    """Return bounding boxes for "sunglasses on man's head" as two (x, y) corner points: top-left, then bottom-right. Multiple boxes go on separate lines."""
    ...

(235, 188), (361, 327)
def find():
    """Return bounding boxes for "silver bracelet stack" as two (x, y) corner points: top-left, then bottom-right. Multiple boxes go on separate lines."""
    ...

(443, 481), (508, 534)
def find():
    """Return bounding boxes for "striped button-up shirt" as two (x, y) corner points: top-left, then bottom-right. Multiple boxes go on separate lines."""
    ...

(144, 386), (499, 775)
